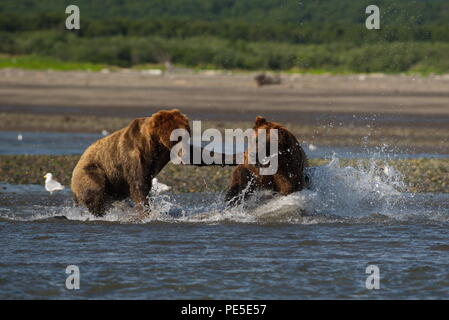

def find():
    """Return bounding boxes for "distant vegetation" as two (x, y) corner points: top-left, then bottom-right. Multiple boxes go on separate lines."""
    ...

(1, 0), (448, 73)
(0, 54), (107, 71)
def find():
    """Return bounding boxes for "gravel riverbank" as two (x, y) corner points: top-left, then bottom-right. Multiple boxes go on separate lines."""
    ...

(1, 155), (447, 194)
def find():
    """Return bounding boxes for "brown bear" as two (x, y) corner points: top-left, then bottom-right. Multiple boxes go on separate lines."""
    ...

(225, 116), (308, 206)
(72, 109), (235, 217)
(71, 109), (193, 217)
(254, 73), (281, 87)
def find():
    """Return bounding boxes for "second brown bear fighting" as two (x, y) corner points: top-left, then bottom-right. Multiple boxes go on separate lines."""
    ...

(225, 116), (308, 206)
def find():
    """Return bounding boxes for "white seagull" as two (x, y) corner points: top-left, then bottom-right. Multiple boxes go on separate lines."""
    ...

(151, 178), (171, 193)
(43, 173), (65, 194)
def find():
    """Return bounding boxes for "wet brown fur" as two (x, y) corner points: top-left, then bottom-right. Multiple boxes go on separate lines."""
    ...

(71, 109), (190, 216)
(225, 116), (308, 206)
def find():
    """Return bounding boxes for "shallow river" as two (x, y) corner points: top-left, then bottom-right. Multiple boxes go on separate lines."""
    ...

(1, 131), (448, 159)
(1, 158), (448, 299)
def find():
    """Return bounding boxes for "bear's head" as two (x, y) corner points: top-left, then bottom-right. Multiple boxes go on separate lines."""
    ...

(253, 116), (300, 150)
(253, 116), (283, 131)
(243, 116), (284, 171)
(148, 109), (191, 149)
(251, 116), (284, 149)
(248, 116), (301, 174)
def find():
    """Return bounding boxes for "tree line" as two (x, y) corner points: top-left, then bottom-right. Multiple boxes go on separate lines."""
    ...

(0, 0), (448, 72)
(1, 13), (449, 44)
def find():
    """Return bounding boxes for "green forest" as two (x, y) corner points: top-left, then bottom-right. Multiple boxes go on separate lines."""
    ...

(1, 0), (448, 72)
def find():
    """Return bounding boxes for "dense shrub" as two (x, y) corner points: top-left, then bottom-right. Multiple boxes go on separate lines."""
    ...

(1, 31), (448, 73)
(1, 0), (448, 73)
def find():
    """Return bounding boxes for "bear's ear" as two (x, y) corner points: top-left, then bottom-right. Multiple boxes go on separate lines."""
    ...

(151, 111), (166, 124)
(255, 116), (267, 127)
(151, 110), (174, 127)
(170, 109), (189, 123)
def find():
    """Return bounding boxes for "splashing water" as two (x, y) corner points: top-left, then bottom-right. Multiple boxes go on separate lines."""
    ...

(1, 155), (447, 225)
(303, 156), (404, 216)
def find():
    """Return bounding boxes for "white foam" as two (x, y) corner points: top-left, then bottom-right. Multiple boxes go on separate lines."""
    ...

(2, 156), (448, 224)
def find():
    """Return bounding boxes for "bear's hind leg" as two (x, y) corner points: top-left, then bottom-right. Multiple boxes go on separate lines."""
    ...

(74, 167), (111, 217)
(83, 189), (108, 217)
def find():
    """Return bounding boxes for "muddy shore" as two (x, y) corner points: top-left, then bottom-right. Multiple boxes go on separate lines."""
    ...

(1, 69), (448, 153)
(0, 69), (447, 193)
(2, 68), (449, 120)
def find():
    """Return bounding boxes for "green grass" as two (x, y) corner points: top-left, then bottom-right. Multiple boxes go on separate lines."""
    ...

(1, 50), (448, 76)
(2, 30), (449, 73)
(0, 54), (338, 74)
(0, 54), (108, 71)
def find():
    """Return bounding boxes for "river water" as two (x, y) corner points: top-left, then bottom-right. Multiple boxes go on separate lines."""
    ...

(1, 131), (448, 159)
(1, 153), (448, 299)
